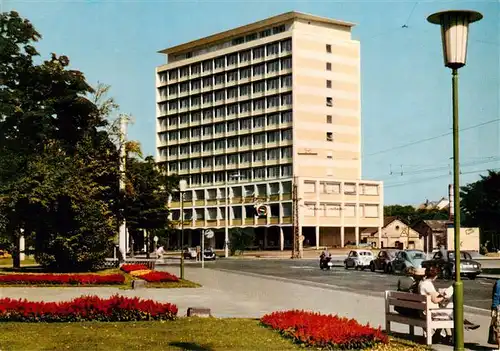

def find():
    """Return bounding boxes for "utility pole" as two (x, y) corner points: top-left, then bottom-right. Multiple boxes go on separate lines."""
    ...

(118, 114), (128, 260)
(291, 176), (301, 259)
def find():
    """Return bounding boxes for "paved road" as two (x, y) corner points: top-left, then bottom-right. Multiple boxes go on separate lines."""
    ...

(199, 259), (495, 311)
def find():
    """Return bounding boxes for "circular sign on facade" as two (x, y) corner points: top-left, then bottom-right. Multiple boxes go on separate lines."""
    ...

(256, 205), (268, 217)
(204, 229), (214, 239)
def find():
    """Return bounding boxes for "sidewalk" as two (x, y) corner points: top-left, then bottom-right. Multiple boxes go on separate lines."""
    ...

(0, 267), (493, 350)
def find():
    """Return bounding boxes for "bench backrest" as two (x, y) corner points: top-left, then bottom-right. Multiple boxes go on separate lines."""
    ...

(385, 290), (431, 311)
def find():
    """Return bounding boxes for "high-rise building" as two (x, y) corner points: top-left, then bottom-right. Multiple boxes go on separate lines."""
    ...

(156, 11), (384, 251)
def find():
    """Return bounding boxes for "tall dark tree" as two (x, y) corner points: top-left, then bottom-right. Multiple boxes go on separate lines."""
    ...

(0, 11), (120, 270)
(461, 170), (500, 236)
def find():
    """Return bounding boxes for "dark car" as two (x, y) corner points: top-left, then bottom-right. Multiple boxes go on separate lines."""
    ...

(370, 249), (400, 273)
(203, 248), (216, 261)
(421, 250), (482, 280)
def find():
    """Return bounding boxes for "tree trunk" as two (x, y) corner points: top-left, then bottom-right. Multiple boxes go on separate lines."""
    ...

(12, 235), (21, 269)
(145, 230), (150, 259)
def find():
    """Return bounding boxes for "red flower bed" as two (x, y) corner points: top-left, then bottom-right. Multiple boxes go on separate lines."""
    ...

(0, 273), (124, 285)
(140, 271), (179, 283)
(261, 310), (388, 350)
(0, 294), (178, 322)
(120, 264), (149, 273)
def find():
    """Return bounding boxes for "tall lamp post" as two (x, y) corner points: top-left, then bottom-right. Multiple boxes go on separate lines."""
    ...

(179, 179), (188, 280)
(427, 10), (483, 351)
(224, 172), (242, 258)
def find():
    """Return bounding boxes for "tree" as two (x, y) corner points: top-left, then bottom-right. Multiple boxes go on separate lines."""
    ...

(384, 205), (448, 225)
(0, 11), (120, 270)
(461, 170), (500, 238)
(229, 228), (255, 256)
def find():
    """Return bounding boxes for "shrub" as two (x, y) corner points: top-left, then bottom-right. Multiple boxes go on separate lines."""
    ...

(120, 264), (149, 273)
(261, 310), (388, 350)
(0, 273), (124, 285)
(140, 271), (179, 283)
(0, 294), (178, 322)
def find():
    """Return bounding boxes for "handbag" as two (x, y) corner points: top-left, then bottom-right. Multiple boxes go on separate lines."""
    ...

(488, 324), (497, 345)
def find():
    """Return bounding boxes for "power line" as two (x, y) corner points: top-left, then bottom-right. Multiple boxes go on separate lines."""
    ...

(367, 118), (500, 157)
(384, 168), (499, 189)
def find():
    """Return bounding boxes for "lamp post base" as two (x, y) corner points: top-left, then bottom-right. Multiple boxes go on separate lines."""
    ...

(453, 280), (464, 351)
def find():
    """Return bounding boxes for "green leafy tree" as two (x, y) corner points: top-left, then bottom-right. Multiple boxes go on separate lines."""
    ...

(461, 170), (500, 237)
(0, 11), (119, 270)
(384, 205), (448, 225)
(229, 228), (255, 256)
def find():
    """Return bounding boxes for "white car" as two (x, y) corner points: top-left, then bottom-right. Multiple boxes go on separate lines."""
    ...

(344, 249), (374, 270)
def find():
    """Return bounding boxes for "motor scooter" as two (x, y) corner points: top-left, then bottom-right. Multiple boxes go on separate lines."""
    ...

(319, 253), (333, 270)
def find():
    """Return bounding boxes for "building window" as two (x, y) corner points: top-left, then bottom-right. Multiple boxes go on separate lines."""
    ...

(191, 158), (201, 169)
(281, 57), (292, 70)
(253, 46), (265, 59)
(281, 129), (292, 141)
(266, 43), (280, 56)
(281, 165), (292, 177)
(267, 114), (279, 125)
(281, 39), (292, 52)
(202, 109), (213, 120)
(253, 116), (265, 128)
(191, 64), (201, 75)
(227, 54), (237, 66)
(281, 111), (292, 123)
(326, 132), (333, 142)
(326, 97), (333, 107)
(190, 80), (201, 91)
(344, 183), (356, 194)
(227, 87), (238, 99)
(240, 84), (251, 96)
(203, 92), (213, 104)
(267, 131), (279, 143)
(253, 81), (265, 93)
(240, 50), (251, 63)
(240, 101), (251, 113)
(202, 173), (213, 184)
(214, 140), (225, 150)
(240, 118), (251, 130)
(168, 70), (178, 80)
(179, 82), (189, 93)
(227, 121), (237, 132)
(214, 123), (225, 134)
(191, 95), (201, 107)
(267, 166), (280, 178)
(326, 44), (332, 53)
(363, 205), (379, 218)
(281, 93), (292, 106)
(203, 77), (213, 88)
(168, 85), (177, 95)
(266, 60), (279, 73)
(215, 155), (225, 166)
(202, 126), (212, 137)
(214, 74), (225, 85)
(227, 137), (237, 148)
(267, 148), (279, 160)
(191, 111), (201, 122)
(254, 150), (265, 161)
(305, 202), (316, 217)
(202, 141), (213, 152)
(326, 80), (332, 88)
(281, 146), (292, 158)
(227, 154), (238, 165)
(202, 60), (212, 72)
(179, 66), (189, 78)
(240, 152), (251, 163)
(180, 129), (189, 139)
(253, 64), (265, 76)
(215, 57), (225, 69)
(191, 143), (201, 153)
(240, 135), (252, 146)
(168, 146), (178, 156)
(227, 104), (238, 116)
(253, 133), (265, 145)
(227, 70), (238, 82)
(361, 184), (379, 195)
(326, 115), (332, 124)
(191, 127), (201, 138)
(267, 78), (279, 90)
(267, 96), (280, 108)
(240, 67), (251, 79)
(214, 90), (225, 102)
(253, 99), (265, 111)
(281, 75), (292, 88)
(254, 167), (266, 179)
(326, 62), (332, 71)
(215, 107), (225, 118)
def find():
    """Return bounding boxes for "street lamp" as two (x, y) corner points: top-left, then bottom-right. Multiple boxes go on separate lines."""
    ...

(224, 172), (243, 258)
(179, 179), (188, 280)
(427, 9), (483, 351)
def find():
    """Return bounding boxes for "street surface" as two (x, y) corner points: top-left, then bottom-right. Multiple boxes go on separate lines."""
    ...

(201, 259), (494, 311)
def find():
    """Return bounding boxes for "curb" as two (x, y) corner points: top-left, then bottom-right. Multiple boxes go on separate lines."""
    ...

(212, 268), (492, 317)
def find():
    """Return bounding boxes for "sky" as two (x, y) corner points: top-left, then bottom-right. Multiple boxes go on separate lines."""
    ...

(3, 0), (499, 205)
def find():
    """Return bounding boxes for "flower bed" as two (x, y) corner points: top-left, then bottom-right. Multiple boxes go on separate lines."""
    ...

(0, 294), (178, 322)
(140, 271), (179, 283)
(261, 310), (388, 350)
(0, 273), (125, 285)
(120, 264), (149, 273)
(120, 264), (179, 283)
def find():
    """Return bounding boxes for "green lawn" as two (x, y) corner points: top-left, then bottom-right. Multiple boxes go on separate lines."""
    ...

(0, 319), (300, 351)
(0, 257), (36, 266)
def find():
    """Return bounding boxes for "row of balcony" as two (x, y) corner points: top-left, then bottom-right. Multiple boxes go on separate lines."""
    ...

(169, 193), (290, 208)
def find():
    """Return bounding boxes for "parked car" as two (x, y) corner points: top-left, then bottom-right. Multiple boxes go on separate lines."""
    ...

(183, 247), (198, 260)
(203, 248), (216, 261)
(392, 250), (427, 274)
(421, 250), (482, 280)
(370, 249), (400, 273)
(344, 249), (374, 270)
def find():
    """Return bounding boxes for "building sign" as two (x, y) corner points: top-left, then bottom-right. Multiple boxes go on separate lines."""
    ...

(446, 227), (479, 251)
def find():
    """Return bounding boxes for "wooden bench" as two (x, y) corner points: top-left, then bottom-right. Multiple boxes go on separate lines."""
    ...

(385, 290), (454, 345)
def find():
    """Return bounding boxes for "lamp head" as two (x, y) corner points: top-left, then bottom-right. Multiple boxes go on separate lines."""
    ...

(179, 179), (188, 192)
(427, 10), (483, 69)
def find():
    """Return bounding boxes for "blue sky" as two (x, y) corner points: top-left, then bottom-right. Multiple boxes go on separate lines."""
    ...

(4, 0), (499, 205)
